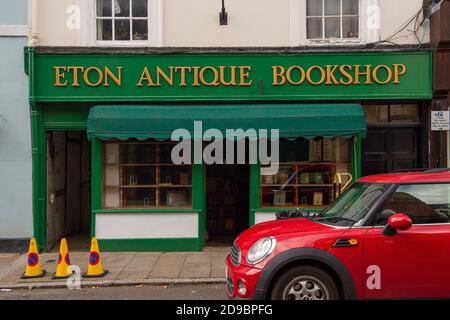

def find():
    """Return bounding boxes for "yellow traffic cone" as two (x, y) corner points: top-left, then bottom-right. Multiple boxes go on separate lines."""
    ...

(21, 238), (46, 279)
(83, 237), (108, 278)
(52, 238), (74, 279)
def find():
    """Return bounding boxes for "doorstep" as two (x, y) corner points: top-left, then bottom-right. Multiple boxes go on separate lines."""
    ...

(0, 249), (229, 290)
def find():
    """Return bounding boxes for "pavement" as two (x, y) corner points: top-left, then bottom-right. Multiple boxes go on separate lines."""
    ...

(0, 247), (228, 290)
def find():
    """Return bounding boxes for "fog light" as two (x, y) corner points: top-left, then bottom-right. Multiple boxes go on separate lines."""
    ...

(238, 281), (247, 295)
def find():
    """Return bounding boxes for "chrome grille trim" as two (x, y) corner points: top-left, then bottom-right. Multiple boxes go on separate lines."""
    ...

(230, 242), (241, 266)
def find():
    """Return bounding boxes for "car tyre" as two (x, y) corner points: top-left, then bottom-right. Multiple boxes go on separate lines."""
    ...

(270, 265), (339, 300)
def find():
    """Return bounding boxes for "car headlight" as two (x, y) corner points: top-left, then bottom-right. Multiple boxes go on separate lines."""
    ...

(246, 237), (277, 264)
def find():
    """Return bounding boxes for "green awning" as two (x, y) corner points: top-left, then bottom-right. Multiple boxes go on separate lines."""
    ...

(87, 104), (366, 141)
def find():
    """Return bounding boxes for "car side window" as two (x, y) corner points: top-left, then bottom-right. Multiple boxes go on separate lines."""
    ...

(374, 184), (450, 226)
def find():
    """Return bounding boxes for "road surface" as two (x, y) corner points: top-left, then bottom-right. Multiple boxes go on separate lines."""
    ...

(0, 283), (228, 300)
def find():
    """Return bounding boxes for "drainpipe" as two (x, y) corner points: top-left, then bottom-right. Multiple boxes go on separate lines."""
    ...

(28, 0), (38, 46)
(27, 36), (44, 248)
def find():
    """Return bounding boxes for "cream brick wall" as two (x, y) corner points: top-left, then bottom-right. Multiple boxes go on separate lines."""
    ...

(31, 0), (429, 47)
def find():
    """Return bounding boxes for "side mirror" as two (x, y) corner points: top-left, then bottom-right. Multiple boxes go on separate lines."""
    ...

(382, 213), (412, 236)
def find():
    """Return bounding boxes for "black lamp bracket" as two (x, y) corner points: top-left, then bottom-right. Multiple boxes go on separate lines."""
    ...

(219, 0), (228, 25)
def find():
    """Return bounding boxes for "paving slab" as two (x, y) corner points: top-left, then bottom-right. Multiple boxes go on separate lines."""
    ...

(149, 253), (187, 279)
(179, 253), (212, 278)
(0, 254), (21, 267)
(116, 253), (160, 280)
(211, 254), (227, 278)
(102, 253), (136, 279)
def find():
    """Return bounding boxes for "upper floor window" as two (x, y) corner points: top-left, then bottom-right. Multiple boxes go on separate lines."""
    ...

(96, 0), (149, 42)
(306, 0), (359, 40)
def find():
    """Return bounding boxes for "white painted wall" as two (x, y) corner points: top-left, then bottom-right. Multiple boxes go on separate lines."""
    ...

(31, 0), (429, 47)
(95, 213), (199, 239)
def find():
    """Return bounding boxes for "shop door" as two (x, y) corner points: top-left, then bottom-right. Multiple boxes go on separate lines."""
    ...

(46, 131), (91, 251)
(46, 132), (66, 250)
(362, 127), (418, 176)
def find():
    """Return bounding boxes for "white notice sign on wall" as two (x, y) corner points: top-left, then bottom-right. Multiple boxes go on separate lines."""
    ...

(431, 111), (450, 131)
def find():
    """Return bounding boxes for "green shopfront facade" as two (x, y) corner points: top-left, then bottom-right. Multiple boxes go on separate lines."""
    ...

(25, 48), (432, 252)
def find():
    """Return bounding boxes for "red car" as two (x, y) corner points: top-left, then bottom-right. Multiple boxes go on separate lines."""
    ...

(226, 169), (450, 300)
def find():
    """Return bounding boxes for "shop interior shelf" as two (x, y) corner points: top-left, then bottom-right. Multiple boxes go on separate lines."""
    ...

(118, 185), (192, 188)
(261, 184), (335, 187)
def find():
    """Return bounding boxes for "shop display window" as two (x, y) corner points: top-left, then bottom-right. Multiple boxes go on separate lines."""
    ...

(103, 141), (192, 208)
(364, 104), (420, 124)
(260, 137), (352, 209)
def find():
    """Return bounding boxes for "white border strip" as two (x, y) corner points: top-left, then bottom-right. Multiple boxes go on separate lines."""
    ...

(0, 25), (27, 37)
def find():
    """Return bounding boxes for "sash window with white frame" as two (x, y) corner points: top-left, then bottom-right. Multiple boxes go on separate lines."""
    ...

(306, 0), (359, 40)
(96, 0), (149, 42)
(290, 0), (378, 45)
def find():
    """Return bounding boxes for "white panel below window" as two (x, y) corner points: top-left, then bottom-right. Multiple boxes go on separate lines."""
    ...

(96, 213), (198, 239)
(255, 212), (277, 224)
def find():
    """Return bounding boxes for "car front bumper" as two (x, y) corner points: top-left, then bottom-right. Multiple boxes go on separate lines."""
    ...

(225, 255), (265, 300)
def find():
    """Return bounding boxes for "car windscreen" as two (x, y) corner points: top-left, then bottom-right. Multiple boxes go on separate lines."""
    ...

(315, 182), (390, 227)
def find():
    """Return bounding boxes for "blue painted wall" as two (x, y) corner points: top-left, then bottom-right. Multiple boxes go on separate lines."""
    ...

(0, 0), (33, 241)
(0, 0), (27, 25)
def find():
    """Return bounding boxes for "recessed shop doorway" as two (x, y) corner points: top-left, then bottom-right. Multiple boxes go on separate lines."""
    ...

(46, 131), (91, 251)
(206, 165), (249, 245)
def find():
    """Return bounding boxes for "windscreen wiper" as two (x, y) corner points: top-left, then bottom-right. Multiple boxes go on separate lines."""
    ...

(314, 216), (357, 224)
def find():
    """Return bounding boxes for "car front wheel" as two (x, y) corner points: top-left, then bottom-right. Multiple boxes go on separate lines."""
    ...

(270, 266), (339, 300)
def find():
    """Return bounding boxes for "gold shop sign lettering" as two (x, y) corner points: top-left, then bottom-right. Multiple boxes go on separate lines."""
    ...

(53, 64), (407, 88)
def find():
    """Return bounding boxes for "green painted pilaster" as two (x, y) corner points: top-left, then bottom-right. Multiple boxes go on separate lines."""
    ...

(91, 138), (102, 237)
(192, 163), (205, 249)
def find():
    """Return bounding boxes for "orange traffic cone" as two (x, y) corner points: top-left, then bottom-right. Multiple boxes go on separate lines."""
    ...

(83, 237), (108, 278)
(52, 238), (74, 279)
(21, 238), (46, 279)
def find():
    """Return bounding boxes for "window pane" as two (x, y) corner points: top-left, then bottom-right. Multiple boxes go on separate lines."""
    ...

(132, 0), (148, 17)
(378, 184), (450, 225)
(307, 0), (322, 16)
(120, 144), (156, 164)
(160, 188), (192, 207)
(390, 104), (419, 122)
(364, 105), (389, 123)
(324, 0), (340, 15)
(121, 167), (156, 186)
(122, 188), (156, 207)
(97, 19), (113, 40)
(115, 0), (130, 17)
(160, 166), (192, 185)
(307, 17), (323, 39)
(279, 139), (309, 162)
(132, 20), (148, 40)
(97, 0), (112, 17)
(159, 144), (178, 164)
(342, 0), (358, 15)
(115, 19), (131, 40)
(343, 16), (359, 38)
(325, 17), (340, 38)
